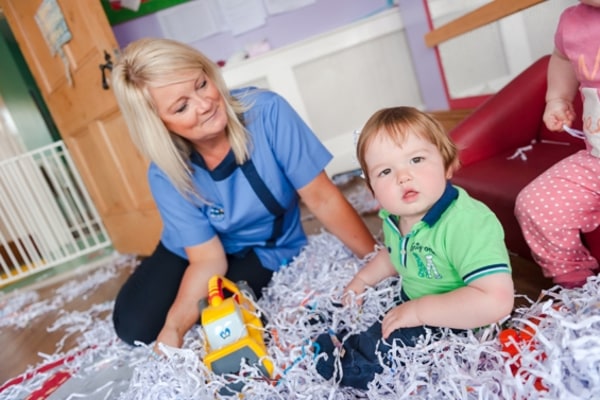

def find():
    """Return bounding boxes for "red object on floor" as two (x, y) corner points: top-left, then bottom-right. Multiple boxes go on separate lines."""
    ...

(0, 355), (74, 393)
(0, 347), (92, 398)
(499, 319), (548, 392)
(25, 371), (72, 400)
(449, 55), (600, 262)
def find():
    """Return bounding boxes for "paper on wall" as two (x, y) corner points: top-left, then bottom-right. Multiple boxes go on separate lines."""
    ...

(263, 0), (316, 15)
(218, 0), (267, 36)
(34, 0), (73, 85)
(157, 0), (228, 43)
(34, 0), (71, 55)
(120, 0), (142, 12)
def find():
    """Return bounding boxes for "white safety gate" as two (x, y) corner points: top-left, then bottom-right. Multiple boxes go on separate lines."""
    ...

(0, 141), (111, 286)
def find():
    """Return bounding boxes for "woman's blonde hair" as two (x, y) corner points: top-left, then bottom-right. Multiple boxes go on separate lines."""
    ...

(111, 37), (250, 200)
(356, 106), (460, 191)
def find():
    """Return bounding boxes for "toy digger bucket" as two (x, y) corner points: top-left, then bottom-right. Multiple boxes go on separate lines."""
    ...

(207, 275), (255, 307)
(198, 277), (256, 313)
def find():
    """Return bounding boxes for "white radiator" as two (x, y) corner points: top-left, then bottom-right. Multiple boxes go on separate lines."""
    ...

(0, 141), (111, 286)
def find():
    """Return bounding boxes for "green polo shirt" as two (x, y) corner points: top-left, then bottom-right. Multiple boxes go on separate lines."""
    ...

(381, 182), (511, 300)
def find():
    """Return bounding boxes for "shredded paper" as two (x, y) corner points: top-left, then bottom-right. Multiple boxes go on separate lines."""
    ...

(2, 235), (600, 399)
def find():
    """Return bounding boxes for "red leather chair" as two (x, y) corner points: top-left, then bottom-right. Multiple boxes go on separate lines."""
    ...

(449, 55), (600, 263)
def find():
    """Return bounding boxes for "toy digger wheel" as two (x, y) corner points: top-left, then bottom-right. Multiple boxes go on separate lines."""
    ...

(236, 280), (257, 301)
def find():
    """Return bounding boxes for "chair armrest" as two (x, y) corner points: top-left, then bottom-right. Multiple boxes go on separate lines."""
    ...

(449, 55), (551, 166)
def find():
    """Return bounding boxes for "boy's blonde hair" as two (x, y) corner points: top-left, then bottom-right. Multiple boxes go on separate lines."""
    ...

(356, 106), (459, 191)
(111, 38), (250, 200)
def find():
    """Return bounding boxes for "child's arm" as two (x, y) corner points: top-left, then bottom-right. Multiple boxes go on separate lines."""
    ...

(381, 272), (514, 339)
(543, 48), (579, 131)
(344, 249), (397, 305)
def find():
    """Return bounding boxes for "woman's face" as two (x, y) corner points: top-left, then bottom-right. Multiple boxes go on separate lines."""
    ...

(149, 71), (228, 144)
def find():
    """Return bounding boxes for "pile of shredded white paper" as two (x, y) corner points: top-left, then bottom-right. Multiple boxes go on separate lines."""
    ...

(2, 235), (600, 399)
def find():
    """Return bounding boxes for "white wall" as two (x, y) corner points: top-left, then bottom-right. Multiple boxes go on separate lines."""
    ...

(427, 0), (577, 98)
(221, 2), (578, 176)
(222, 9), (422, 176)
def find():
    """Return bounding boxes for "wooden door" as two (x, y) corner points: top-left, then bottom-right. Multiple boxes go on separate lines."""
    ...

(0, 0), (161, 255)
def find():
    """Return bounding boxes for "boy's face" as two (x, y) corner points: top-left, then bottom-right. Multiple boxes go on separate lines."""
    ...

(365, 129), (451, 228)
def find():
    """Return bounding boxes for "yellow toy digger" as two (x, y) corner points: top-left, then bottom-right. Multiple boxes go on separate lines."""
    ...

(199, 276), (273, 380)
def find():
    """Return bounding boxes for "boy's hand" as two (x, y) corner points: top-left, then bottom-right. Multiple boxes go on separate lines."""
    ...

(543, 98), (575, 131)
(381, 301), (422, 339)
(342, 275), (368, 306)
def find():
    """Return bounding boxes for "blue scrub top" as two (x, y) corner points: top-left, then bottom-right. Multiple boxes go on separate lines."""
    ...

(148, 88), (332, 271)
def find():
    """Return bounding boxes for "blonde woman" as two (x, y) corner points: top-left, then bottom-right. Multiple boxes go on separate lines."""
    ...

(110, 38), (376, 350)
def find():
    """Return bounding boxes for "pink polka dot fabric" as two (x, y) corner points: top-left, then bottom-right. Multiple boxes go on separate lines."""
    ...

(515, 150), (600, 287)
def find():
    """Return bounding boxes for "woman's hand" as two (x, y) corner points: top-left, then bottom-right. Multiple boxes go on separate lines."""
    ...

(154, 324), (184, 354)
(154, 237), (228, 353)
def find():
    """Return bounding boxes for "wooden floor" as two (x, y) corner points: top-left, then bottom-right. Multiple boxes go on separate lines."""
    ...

(0, 176), (555, 387)
(0, 256), (133, 386)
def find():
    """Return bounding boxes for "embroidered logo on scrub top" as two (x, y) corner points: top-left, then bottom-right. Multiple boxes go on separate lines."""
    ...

(410, 241), (442, 279)
(208, 206), (225, 222)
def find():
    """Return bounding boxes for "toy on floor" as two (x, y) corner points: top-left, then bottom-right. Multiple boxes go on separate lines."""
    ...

(199, 276), (273, 380)
(499, 313), (549, 392)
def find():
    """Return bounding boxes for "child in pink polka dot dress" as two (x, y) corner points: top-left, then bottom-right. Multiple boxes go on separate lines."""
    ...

(515, 0), (600, 288)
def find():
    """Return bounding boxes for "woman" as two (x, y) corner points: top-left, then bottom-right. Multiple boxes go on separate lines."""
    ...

(110, 38), (376, 350)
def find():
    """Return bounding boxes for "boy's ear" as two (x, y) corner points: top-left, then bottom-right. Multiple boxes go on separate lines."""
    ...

(445, 160), (461, 179)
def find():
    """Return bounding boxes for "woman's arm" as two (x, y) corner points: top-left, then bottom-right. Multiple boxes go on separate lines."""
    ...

(298, 171), (377, 259)
(155, 236), (227, 350)
(381, 273), (514, 338)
